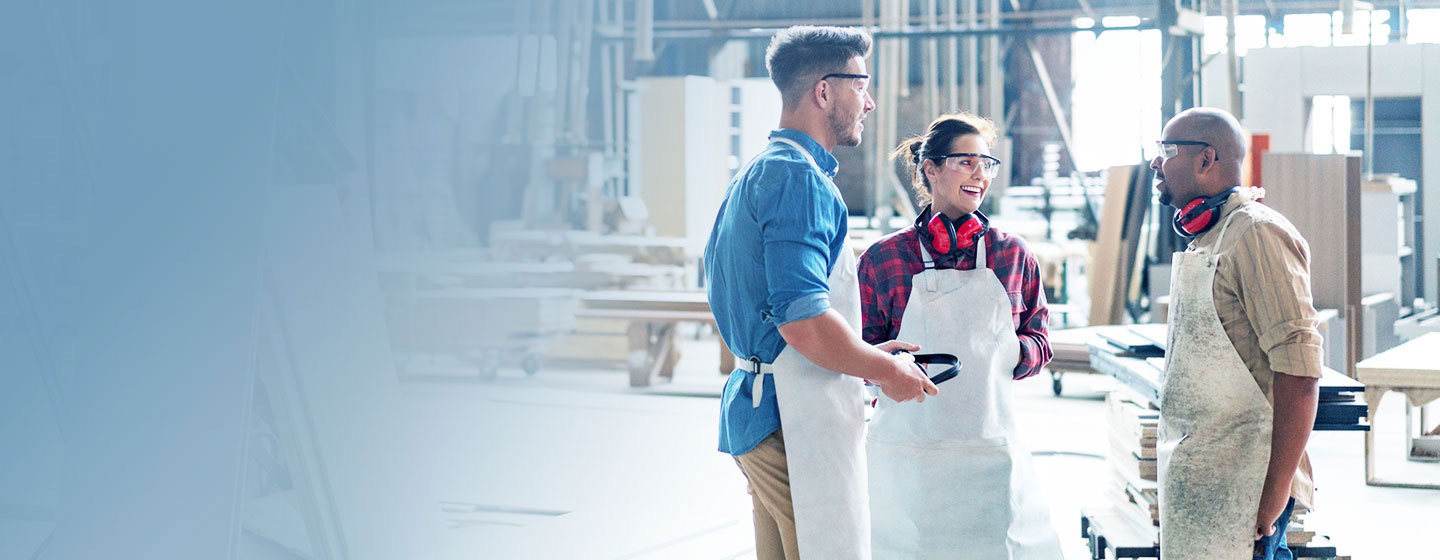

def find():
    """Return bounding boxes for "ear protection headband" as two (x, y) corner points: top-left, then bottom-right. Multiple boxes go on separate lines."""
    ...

(917, 208), (987, 258)
(1172, 187), (1238, 238)
(889, 350), (963, 385)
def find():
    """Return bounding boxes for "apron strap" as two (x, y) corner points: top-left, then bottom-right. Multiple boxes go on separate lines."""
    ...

(915, 235), (988, 291)
(736, 354), (776, 408)
(1210, 200), (1246, 249)
(917, 242), (939, 292)
(743, 136), (831, 409)
(1192, 200), (1249, 267)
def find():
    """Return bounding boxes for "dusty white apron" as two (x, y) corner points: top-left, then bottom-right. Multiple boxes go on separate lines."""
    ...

(1159, 201), (1273, 559)
(866, 237), (1063, 558)
(756, 136), (872, 558)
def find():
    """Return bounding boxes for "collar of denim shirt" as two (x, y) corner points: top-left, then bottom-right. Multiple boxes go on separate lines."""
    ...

(768, 129), (840, 178)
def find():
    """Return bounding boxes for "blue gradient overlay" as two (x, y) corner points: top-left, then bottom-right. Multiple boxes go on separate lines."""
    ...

(1, 1), (528, 557)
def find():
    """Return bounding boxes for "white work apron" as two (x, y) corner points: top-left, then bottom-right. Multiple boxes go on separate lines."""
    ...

(1159, 202), (1273, 559)
(866, 237), (1063, 558)
(762, 136), (872, 559)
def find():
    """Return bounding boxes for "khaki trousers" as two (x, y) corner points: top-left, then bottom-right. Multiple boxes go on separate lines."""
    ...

(733, 429), (800, 560)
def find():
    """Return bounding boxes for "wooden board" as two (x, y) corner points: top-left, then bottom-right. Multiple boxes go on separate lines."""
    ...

(1090, 165), (1136, 326)
(1127, 323), (1169, 350)
(1050, 326), (1110, 365)
(1260, 153), (1362, 376)
(1355, 332), (1440, 388)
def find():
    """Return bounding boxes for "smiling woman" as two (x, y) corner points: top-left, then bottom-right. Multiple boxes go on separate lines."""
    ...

(892, 112), (998, 217)
(859, 111), (1063, 558)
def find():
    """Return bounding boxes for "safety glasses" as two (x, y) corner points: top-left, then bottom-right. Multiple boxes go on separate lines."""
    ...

(1155, 140), (1211, 160)
(819, 72), (871, 94)
(933, 153), (1002, 179)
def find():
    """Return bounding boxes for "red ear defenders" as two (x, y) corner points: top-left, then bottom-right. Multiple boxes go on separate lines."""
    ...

(1172, 187), (1238, 238)
(921, 211), (986, 257)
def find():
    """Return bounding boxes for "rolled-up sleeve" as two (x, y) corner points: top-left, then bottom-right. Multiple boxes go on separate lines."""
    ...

(754, 162), (838, 326)
(1013, 246), (1052, 379)
(1232, 220), (1325, 379)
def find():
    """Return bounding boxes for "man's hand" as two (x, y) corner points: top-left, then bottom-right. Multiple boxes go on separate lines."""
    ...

(875, 340), (920, 355)
(870, 341), (938, 403)
(776, 311), (938, 400)
(1253, 495), (1287, 540)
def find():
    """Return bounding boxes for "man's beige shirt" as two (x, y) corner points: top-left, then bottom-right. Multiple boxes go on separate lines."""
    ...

(1186, 188), (1324, 508)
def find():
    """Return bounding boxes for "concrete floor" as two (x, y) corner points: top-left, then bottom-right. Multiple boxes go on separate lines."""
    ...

(429, 333), (1439, 559)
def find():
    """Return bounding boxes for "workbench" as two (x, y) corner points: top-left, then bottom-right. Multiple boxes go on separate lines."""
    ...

(1356, 332), (1440, 489)
(578, 290), (730, 387)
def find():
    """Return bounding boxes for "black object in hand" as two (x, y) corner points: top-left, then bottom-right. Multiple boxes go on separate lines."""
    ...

(891, 350), (962, 385)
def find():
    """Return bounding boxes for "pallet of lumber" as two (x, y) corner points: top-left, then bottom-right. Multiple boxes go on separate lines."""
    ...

(1105, 388), (1161, 527)
(1108, 390), (1159, 463)
(1049, 326), (1108, 370)
(1104, 467), (1159, 527)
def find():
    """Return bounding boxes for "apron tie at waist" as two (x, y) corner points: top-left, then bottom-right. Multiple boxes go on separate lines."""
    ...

(737, 354), (776, 408)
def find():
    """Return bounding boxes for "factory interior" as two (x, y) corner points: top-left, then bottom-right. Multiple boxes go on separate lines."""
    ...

(7, 0), (1440, 559)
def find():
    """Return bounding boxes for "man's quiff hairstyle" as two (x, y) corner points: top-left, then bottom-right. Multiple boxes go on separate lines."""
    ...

(765, 26), (872, 109)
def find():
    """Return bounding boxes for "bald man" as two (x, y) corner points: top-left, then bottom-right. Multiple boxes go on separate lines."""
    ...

(1150, 108), (1322, 560)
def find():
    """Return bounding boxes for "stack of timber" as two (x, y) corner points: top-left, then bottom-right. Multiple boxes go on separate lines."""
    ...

(1048, 326), (1108, 373)
(1106, 388), (1160, 528)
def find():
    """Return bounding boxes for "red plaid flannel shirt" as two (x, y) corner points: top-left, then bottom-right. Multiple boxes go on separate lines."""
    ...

(857, 224), (1051, 380)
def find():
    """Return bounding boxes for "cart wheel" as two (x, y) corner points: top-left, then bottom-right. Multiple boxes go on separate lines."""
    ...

(522, 354), (541, 376)
(1051, 371), (1063, 396)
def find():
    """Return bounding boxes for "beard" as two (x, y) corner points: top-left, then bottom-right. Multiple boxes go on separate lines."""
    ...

(828, 108), (863, 147)
(1156, 174), (1175, 207)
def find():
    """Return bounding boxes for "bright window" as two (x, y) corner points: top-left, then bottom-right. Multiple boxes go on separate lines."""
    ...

(1071, 24), (1163, 171)
(1309, 95), (1353, 155)
(1272, 13), (1335, 47)
(1408, 9), (1440, 44)
(1202, 15), (1269, 56)
(1331, 9), (1390, 46)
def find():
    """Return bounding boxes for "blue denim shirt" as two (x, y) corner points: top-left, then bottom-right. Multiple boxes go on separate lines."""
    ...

(704, 129), (849, 456)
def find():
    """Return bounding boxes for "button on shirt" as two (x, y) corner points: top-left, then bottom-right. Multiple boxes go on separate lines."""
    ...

(705, 129), (849, 456)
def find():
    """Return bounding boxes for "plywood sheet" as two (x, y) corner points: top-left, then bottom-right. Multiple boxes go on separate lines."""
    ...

(1260, 153), (1362, 374)
(1090, 165), (1136, 326)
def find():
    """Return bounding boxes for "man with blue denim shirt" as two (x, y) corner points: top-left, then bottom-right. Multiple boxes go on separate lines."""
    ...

(705, 26), (935, 560)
